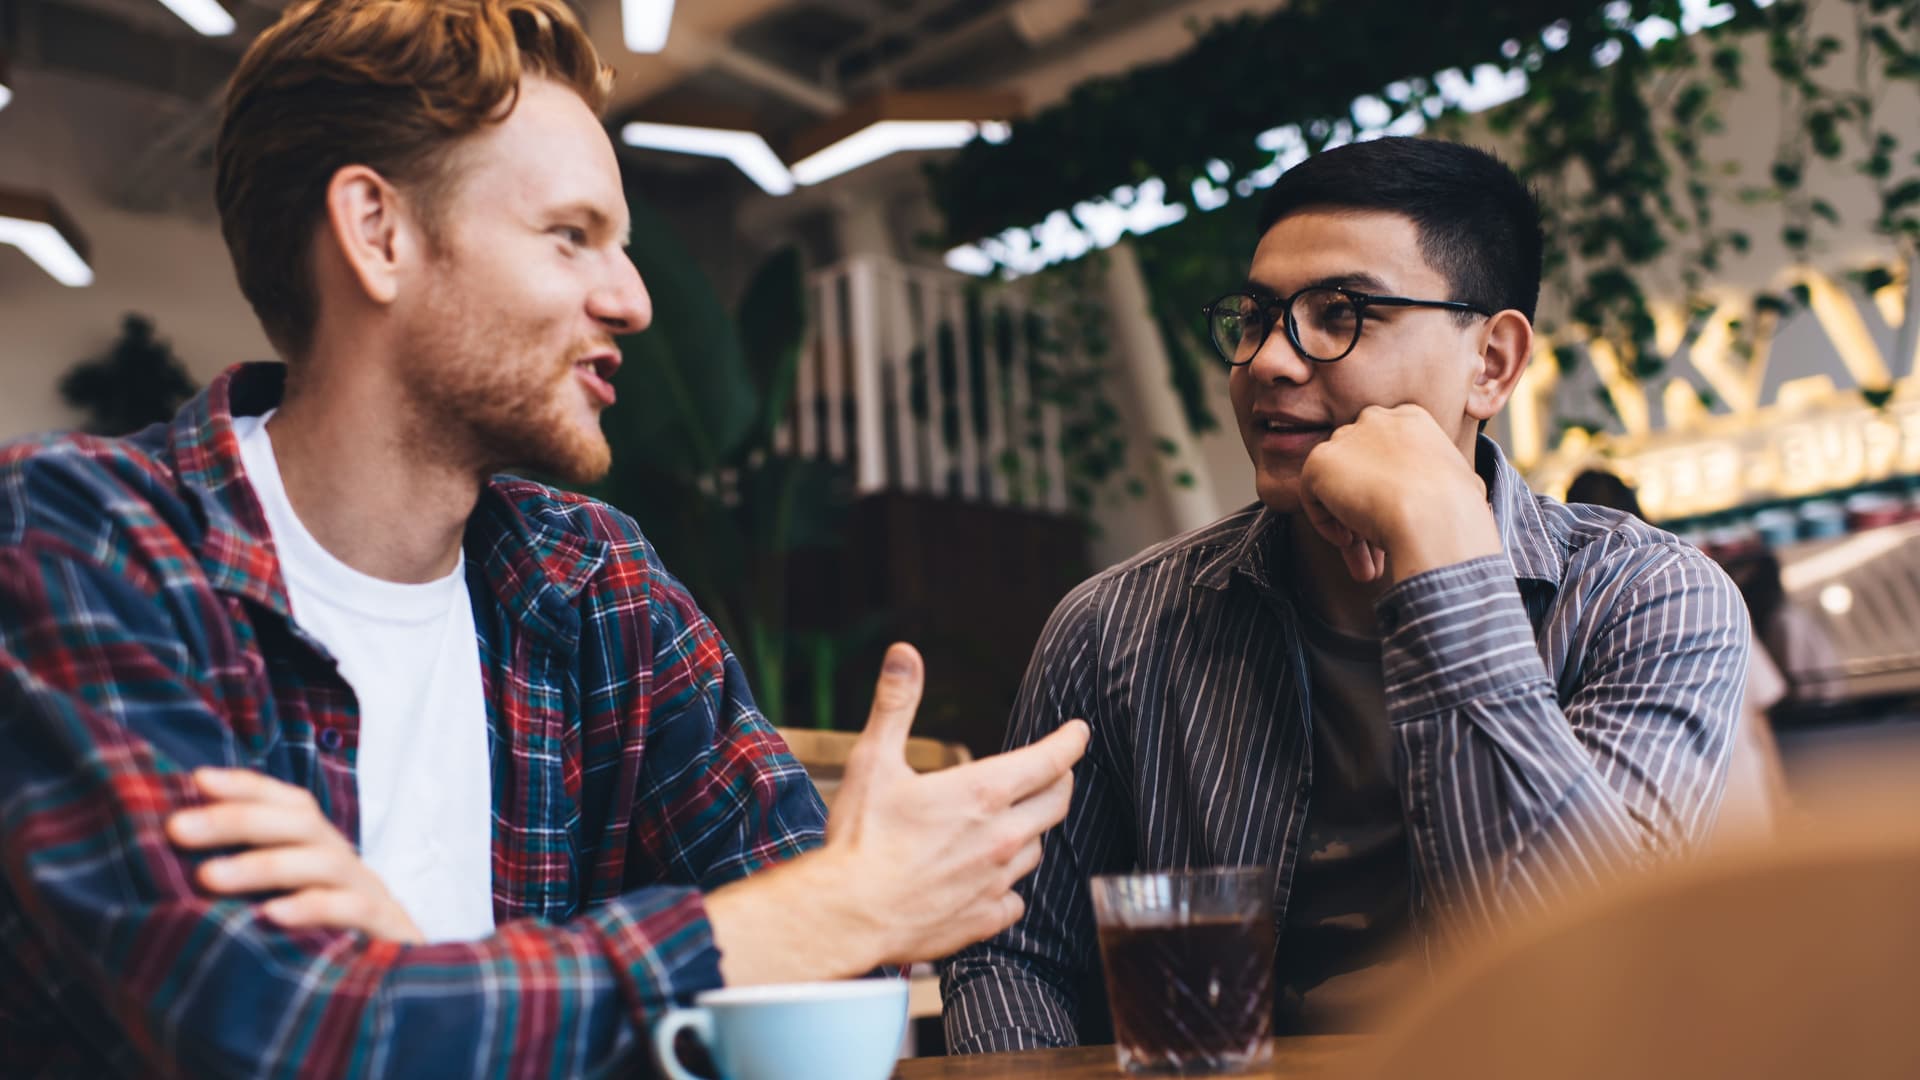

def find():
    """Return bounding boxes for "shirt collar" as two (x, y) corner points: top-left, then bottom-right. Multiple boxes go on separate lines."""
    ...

(169, 363), (606, 646)
(167, 362), (292, 616)
(463, 486), (607, 650)
(1479, 433), (1565, 586)
(1192, 505), (1284, 593)
(1193, 433), (1564, 593)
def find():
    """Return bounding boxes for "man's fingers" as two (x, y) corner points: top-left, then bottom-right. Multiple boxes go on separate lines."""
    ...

(992, 891), (1026, 937)
(1298, 488), (1356, 551)
(263, 886), (423, 943)
(1340, 537), (1372, 581)
(169, 802), (327, 850)
(197, 844), (349, 895)
(961, 719), (1089, 808)
(191, 767), (318, 809)
(855, 642), (925, 759)
(1004, 838), (1044, 887)
(1002, 770), (1075, 844)
(260, 888), (373, 933)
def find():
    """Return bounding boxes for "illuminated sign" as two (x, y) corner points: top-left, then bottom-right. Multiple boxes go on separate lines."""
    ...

(1518, 268), (1919, 520)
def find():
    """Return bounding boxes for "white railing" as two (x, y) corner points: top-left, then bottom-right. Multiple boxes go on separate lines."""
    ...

(781, 256), (1069, 513)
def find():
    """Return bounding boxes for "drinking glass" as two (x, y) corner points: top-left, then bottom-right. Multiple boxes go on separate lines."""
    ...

(1091, 866), (1276, 1075)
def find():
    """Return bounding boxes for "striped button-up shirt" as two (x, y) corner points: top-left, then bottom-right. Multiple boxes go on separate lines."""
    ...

(0, 363), (827, 1077)
(940, 437), (1749, 1053)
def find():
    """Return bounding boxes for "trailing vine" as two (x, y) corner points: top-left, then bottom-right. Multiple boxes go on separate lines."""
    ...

(929, 0), (1920, 442)
(1752, 0), (1920, 401)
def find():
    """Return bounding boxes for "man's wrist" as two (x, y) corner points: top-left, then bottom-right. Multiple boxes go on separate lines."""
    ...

(796, 845), (895, 972)
(1383, 484), (1501, 584)
(706, 847), (890, 986)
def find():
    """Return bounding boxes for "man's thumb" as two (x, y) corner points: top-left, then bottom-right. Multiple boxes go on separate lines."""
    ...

(858, 642), (925, 756)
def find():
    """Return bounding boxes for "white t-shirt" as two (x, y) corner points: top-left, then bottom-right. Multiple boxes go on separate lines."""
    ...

(234, 412), (496, 943)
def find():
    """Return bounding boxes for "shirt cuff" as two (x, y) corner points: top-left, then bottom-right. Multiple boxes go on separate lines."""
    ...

(1377, 554), (1554, 721)
(589, 887), (725, 1026)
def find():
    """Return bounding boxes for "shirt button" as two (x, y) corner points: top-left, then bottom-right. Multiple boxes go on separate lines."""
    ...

(318, 728), (344, 751)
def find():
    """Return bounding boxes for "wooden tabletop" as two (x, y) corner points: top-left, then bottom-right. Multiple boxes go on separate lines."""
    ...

(893, 1037), (1366, 1078)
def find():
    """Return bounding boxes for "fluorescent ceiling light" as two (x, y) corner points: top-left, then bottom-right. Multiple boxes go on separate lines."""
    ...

(0, 56), (12, 112)
(623, 0), (675, 53)
(0, 190), (93, 287)
(621, 122), (795, 196)
(0, 84), (11, 114)
(155, 0), (235, 36)
(944, 246), (996, 276)
(790, 120), (986, 186)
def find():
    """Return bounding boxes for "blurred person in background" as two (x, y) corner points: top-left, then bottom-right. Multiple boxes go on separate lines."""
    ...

(1566, 469), (1788, 844)
(1720, 548), (1844, 708)
(942, 138), (1751, 1052)
(0, 1), (1088, 1074)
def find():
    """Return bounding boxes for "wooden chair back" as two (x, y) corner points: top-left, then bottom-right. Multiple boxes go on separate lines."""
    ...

(773, 726), (973, 808)
(1356, 792), (1920, 1080)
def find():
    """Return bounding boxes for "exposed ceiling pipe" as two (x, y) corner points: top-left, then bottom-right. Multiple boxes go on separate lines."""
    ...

(834, 4), (1016, 91)
(706, 40), (845, 114)
(1008, 0), (1093, 46)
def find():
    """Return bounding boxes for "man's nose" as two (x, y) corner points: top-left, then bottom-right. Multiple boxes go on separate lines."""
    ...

(590, 254), (652, 334)
(1245, 320), (1314, 385)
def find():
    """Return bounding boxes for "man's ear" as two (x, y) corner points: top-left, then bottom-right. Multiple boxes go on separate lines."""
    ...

(320, 165), (423, 307)
(1466, 309), (1534, 425)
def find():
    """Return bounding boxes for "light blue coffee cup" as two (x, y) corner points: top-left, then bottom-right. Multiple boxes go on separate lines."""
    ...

(649, 978), (908, 1080)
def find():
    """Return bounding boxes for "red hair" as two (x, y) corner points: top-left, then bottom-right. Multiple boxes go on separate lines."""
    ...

(215, 0), (613, 356)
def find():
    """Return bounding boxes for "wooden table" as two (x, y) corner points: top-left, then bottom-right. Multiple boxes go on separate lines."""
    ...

(894, 1037), (1366, 1078)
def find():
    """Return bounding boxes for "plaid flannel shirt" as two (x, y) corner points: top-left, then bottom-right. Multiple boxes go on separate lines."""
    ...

(0, 362), (828, 1077)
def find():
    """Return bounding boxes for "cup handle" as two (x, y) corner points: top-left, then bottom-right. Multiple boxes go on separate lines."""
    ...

(649, 1006), (715, 1080)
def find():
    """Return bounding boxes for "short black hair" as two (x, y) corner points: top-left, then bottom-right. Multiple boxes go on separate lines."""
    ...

(1565, 469), (1644, 521)
(1254, 137), (1544, 321)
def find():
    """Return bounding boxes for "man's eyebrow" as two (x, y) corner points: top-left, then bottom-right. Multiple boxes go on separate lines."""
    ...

(1243, 270), (1395, 297)
(1305, 271), (1393, 293)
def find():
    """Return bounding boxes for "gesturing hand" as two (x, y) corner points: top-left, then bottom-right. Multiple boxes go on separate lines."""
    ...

(825, 643), (1090, 966)
(704, 642), (1090, 986)
(1298, 404), (1501, 584)
(167, 767), (424, 944)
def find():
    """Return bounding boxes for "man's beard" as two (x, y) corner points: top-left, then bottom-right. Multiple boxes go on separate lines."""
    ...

(396, 321), (614, 487)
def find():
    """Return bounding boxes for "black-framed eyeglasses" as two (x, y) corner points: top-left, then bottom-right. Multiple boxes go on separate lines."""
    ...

(1201, 287), (1492, 366)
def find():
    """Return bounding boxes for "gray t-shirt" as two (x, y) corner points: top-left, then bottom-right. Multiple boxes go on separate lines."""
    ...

(1273, 599), (1412, 1034)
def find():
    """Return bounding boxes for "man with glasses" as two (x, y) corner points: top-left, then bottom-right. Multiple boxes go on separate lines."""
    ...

(941, 136), (1749, 1048)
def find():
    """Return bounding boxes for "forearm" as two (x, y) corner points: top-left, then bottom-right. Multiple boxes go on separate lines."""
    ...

(1384, 491), (1502, 585)
(4, 867), (722, 1079)
(939, 945), (1082, 1054)
(704, 848), (888, 987)
(1, 666), (721, 1077)
(1381, 555), (1743, 928)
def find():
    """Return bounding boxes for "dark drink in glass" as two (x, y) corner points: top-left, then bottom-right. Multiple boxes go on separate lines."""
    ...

(1091, 867), (1275, 1074)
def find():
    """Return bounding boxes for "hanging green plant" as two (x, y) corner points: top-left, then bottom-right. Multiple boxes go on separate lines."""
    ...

(926, 0), (1910, 440)
(60, 314), (199, 437)
(928, 0), (1607, 246)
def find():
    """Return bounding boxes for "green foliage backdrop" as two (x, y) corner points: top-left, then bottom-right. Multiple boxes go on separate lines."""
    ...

(930, 0), (1920, 430)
